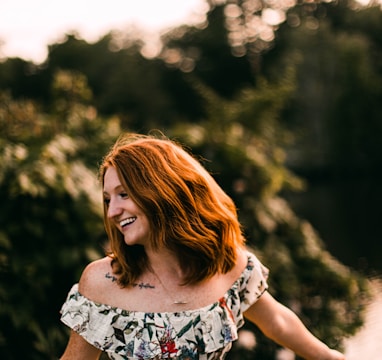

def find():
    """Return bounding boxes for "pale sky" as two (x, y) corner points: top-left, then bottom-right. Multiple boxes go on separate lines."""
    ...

(0, 0), (207, 63)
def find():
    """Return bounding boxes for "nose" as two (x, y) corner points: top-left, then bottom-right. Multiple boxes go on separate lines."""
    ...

(107, 198), (123, 219)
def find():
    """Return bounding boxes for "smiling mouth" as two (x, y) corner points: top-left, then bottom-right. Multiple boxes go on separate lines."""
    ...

(120, 217), (137, 228)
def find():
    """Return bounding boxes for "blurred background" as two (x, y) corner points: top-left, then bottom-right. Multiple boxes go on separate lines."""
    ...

(1, 0), (381, 359)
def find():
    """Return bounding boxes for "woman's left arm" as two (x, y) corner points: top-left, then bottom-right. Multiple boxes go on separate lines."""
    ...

(244, 291), (345, 360)
(60, 330), (102, 360)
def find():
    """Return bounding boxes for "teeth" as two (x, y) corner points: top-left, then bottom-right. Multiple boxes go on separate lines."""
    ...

(120, 217), (136, 227)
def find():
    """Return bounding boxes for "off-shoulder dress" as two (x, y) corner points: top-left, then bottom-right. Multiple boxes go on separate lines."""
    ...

(60, 251), (269, 360)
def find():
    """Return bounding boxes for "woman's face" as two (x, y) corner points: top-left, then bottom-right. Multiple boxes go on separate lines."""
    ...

(103, 166), (151, 247)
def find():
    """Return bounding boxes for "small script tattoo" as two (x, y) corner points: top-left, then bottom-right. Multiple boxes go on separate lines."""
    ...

(133, 282), (155, 289)
(105, 272), (117, 282)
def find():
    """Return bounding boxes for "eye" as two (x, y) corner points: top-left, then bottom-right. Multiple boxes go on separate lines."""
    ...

(103, 198), (110, 206)
(119, 192), (129, 199)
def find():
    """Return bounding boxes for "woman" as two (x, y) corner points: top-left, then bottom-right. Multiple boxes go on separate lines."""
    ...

(60, 133), (345, 359)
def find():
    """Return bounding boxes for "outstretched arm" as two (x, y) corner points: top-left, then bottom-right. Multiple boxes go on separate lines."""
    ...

(60, 330), (102, 360)
(244, 291), (345, 360)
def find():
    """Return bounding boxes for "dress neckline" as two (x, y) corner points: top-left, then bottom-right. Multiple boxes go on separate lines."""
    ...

(71, 251), (253, 315)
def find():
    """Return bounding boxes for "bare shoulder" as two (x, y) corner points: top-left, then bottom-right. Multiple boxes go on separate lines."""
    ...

(224, 247), (249, 284)
(236, 246), (250, 273)
(78, 256), (116, 301)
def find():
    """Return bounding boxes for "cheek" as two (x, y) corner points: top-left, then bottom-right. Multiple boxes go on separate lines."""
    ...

(109, 221), (122, 234)
(142, 216), (151, 232)
(140, 217), (152, 237)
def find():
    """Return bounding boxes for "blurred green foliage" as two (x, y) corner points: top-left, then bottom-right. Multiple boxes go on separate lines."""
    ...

(0, 76), (122, 358)
(1, 0), (381, 358)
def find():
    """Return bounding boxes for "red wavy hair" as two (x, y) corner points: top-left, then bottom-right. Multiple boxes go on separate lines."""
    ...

(100, 133), (245, 286)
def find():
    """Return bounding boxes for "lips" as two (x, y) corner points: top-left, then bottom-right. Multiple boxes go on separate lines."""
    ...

(120, 217), (137, 228)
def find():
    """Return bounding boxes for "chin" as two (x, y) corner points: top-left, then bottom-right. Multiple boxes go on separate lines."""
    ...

(123, 238), (145, 247)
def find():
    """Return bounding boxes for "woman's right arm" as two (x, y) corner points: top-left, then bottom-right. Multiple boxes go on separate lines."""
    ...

(60, 330), (102, 360)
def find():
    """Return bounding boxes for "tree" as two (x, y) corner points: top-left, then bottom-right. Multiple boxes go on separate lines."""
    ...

(0, 72), (120, 359)
(259, 0), (382, 175)
(0, 1), (377, 357)
(168, 75), (368, 358)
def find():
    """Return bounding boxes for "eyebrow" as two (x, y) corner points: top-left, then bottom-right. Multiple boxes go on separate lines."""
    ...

(103, 184), (125, 195)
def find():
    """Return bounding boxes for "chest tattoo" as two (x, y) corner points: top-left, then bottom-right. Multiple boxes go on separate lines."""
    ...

(105, 272), (155, 289)
(133, 282), (155, 289)
(105, 272), (117, 282)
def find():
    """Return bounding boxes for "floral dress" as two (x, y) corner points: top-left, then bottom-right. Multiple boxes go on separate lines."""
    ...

(60, 251), (269, 360)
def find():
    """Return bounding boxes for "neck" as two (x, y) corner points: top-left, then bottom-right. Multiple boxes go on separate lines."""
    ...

(145, 247), (185, 283)
(145, 247), (191, 306)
